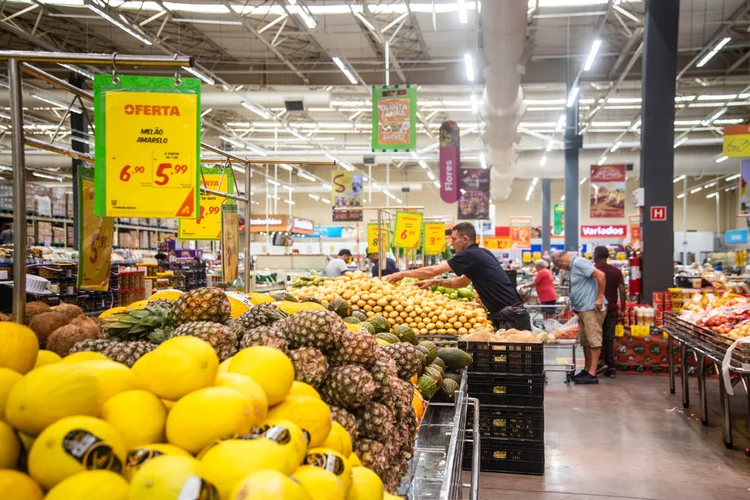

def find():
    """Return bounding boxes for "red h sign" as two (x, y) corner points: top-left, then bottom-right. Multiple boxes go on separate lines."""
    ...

(650, 206), (667, 221)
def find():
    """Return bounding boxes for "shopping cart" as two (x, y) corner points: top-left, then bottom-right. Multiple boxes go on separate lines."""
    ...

(525, 302), (578, 383)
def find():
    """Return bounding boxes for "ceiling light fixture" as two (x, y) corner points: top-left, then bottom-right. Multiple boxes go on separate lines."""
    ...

(31, 94), (82, 114)
(706, 192), (718, 199)
(480, 152), (487, 169)
(540, 155), (547, 167)
(677, 193), (685, 199)
(287, 0), (316, 28)
(200, 108), (213, 117)
(561, 195), (565, 201)
(219, 135), (245, 149)
(726, 173), (741, 181)
(58, 63), (94, 80)
(701, 107), (728, 126)
(464, 53), (475, 82)
(457, 0), (467, 23)
(545, 141), (554, 152)
(433, 180), (440, 189)
(690, 186), (703, 194)
(696, 37), (731, 68)
(184, 66), (215, 85)
(332, 56), (358, 85)
(566, 86), (579, 107)
(629, 118), (641, 131)
(580, 177), (587, 185)
(298, 170), (316, 181)
(85, 0), (152, 46)
(610, 141), (622, 152)
(418, 160), (429, 169)
(241, 101), (271, 119)
(277, 163), (293, 171)
(673, 137), (688, 148)
(427, 171), (435, 180)
(555, 114), (566, 132)
(322, 182), (332, 190)
(308, 194), (320, 201)
(32, 172), (63, 182)
(471, 94), (478, 114)
(583, 39), (602, 71)
(673, 175), (686, 183)
(716, 155), (729, 163)
(597, 156), (607, 165)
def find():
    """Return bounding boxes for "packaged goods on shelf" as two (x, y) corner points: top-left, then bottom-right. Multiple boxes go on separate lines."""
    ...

(65, 191), (74, 218)
(26, 222), (35, 246)
(51, 187), (67, 218)
(0, 182), (12, 211)
(52, 227), (65, 246)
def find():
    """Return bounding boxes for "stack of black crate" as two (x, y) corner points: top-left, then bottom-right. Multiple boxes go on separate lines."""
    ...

(461, 340), (545, 475)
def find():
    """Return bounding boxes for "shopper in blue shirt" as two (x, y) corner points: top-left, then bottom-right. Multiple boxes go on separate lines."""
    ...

(551, 251), (607, 385)
(368, 251), (399, 278)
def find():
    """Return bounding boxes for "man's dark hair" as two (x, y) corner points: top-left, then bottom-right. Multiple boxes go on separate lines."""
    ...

(593, 246), (610, 261)
(155, 253), (167, 260)
(338, 249), (352, 257)
(452, 222), (476, 242)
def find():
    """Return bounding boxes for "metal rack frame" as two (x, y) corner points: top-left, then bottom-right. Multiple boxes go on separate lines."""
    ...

(526, 303), (577, 383)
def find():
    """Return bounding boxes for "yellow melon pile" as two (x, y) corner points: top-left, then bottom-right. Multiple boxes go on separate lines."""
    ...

(0, 321), (394, 500)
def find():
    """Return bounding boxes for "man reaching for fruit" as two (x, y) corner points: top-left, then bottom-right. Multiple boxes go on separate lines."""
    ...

(386, 222), (531, 331)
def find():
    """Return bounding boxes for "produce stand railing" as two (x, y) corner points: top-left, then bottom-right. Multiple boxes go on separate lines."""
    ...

(527, 303), (576, 383)
(662, 313), (750, 449)
(400, 369), (480, 500)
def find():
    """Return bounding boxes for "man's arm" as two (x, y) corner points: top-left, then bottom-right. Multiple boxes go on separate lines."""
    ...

(593, 268), (606, 308)
(618, 282), (627, 313)
(417, 274), (471, 290)
(386, 262), (451, 282)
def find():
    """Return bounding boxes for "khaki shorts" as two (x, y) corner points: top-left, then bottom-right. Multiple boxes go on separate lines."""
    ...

(578, 309), (606, 348)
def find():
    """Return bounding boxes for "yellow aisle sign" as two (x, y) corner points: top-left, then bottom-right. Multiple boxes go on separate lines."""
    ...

(393, 210), (423, 249)
(367, 223), (390, 253)
(222, 204), (239, 283)
(94, 75), (201, 218)
(78, 168), (114, 291)
(723, 125), (750, 157)
(423, 222), (446, 255)
(178, 168), (234, 240)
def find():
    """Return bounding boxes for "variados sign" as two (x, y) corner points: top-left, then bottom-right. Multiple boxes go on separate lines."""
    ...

(580, 225), (627, 238)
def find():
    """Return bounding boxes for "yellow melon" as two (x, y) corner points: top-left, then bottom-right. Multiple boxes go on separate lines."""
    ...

(101, 390), (167, 449)
(0, 470), (43, 500)
(0, 323), (38, 374)
(33, 350), (62, 368)
(228, 346), (293, 405)
(44, 471), (128, 500)
(214, 372), (268, 425)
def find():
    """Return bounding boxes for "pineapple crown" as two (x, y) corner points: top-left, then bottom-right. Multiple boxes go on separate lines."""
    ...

(103, 303), (174, 343)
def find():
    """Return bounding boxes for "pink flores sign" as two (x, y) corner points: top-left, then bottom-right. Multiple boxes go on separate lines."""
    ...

(439, 121), (460, 203)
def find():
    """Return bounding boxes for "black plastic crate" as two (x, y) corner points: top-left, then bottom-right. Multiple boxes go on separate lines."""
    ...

(467, 406), (544, 441)
(467, 373), (544, 408)
(463, 438), (544, 475)
(460, 341), (544, 375)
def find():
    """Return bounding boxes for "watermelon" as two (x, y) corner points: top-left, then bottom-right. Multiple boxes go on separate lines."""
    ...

(418, 341), (439, 363)
(351, 310), (368, 322)
(437, 348), (473, 370)
(328, 298), (352, 318)
(342, 316), (361, 324)
(392, 324), (417, 345)
(417, 375), (439, 399)
(375, 333), (400, 344)
(369, 315), (389, 333)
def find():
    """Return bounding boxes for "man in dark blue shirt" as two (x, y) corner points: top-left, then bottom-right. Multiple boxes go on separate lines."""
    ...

(368, 251), (399, 278)
(386, 222), (530, 330)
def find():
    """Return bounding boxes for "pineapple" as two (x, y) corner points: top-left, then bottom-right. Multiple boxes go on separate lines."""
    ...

(102, 304), (173, 343)
(239, 326), (288, 352)
(370, 348), (398, 401)
(328, 331), (378, 366)
(289, 347), (329, 388)
(353, 438), (389, 479)
(171, 287), (231, 326)
(389, 377), (415, 420)
(329, 405), (359, 441)
(357, 402), (395, 441)
(320, 364), (376, 411)
(228, 304), (287, 334)
(382, 343), (421, 380)
(70, 338), (156, 367)
(172, 321), (237, 361)
(277, 310), (345, 351)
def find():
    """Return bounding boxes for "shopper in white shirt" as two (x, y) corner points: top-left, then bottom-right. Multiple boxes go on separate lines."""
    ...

(325, 249), (352, 277)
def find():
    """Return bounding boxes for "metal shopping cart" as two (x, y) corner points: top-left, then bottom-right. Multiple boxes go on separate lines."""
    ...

(525, 302), (578, 383)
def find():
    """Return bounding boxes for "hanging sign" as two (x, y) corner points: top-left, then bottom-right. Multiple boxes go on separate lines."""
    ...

(629, 214), (641, 246)
(482, 237), (511, 250)
(580, 225), (627, 238)
(423, 222), (446, 255)
(221, 204), (239, 283)
(393, 210), (423, 249)
(439, 121), (460, 203)
(77, 168), (114, 291)
(510, 216), (532, 249)
(723, 126), (750, 157)
(367, 223), (390, 253)
(94, 75), (201, 219)
(553, 203), (565, 236)
(371, 85), (417, 151)
(178, 167), (234, 240)
(590, 164), (626, 218)
(458, 168), (490, 220)
(332, 170), (363, 222)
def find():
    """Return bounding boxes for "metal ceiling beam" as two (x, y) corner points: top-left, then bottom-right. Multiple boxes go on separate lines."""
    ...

(404, 0), (430, 59)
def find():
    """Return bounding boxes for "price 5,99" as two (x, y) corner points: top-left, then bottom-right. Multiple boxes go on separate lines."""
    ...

(154, 163), (189, 186)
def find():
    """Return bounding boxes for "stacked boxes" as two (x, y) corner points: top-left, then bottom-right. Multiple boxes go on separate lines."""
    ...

(461, 341), (545, 475)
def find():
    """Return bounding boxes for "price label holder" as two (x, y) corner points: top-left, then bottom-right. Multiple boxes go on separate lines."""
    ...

(178, 167), (234, 240)
(422, 222), (446, 255)
(367, 223), (390, 253)
(94, 75), (201, 218)
(393, 210), (423, 250)
(77, 168), (114, 291)
(221, 203), (240, 284)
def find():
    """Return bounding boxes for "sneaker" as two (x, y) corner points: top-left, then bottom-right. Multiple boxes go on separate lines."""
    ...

(604, 369), (616, 378)
(573, 372), (599, 385)
(571, 370), (588, 380)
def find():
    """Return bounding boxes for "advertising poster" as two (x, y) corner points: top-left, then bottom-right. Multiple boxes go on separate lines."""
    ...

(94, 75), (201, 218)
(439, 121), (460, 203)
(553, 203), (565, 236)
(77, 168), (114, 291)
(178, 167), (234, 240)
(589, 164), (626, 218)
(367, 223), (390, 253)
(723, 125), (750, 157)
(741, 160), (750, 217)
(392, 210), (423, 249)
(458, 168), (490, 220)
(510, 216), (532, 249)
(423, 222), (446, 255)
(629, 214), (641, 246)
(221, 204), (239, 283)
(371, 86), (417, 150)
(332, 170), (363, 222)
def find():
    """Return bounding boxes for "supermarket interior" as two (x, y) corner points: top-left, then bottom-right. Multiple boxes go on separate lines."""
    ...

(4, 0), (750, 499)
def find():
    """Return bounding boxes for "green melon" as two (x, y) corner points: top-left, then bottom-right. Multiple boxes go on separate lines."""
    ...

(428, 363), (445, 375)
(359, 322), (376, 334)
(432, 357), (447, 370)
(351, 310), (368, 322)
(328, 298), (352, 318)
(418, 341), (439, 363)
(375, 333), (400, 344)
(443, 371), (462, 384)
(417, 375), (439, 399)
(392, 324), (417, 345)
(440, 378), (459, 400)
(423, 366), (443, 383)
(416, 345), (430, 360)
(369, 315), (390, 333)
(342, 316), (361, 324)
(270, 291), (297, 302)
(301, 297), (321, 304)
(415, 350), (427, 373)
(437, 348), (473, 370)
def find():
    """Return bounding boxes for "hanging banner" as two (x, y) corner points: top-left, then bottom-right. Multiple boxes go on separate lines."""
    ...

(482, 237), (511, 250)
(439, 121), (460, 203)
(510, 216), (532, 249)
(723, 125), (750, 157)
(221, 204), (239, 283)
(367, 223), (390, 253)
(741, 160), (750, 217)
(94, 75), (201, 219)
(590, 164), (626, 218)
(77, 168), (114, 291)
(178, 168), (234, 240)
(371, 86), (417, 151)
(393, 210), (423, 249)
(553, 203), (565, 236)
(423, 222), (446, 255)
(457, 168), (490, 220)
(629, 214), (641, 246)
(332, 170), (363, 222)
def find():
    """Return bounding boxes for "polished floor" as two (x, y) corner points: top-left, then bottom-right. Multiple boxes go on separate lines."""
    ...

(468, 370), (750, 500)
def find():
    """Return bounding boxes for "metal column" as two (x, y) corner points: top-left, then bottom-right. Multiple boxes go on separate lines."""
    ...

(244, 163), (252, 293)
(541, 179), (551, 253)
(8, 58), (26, 324)
(563, 83), (581, 252)
(640, 0), (679, 301)
(69, 73), (89, 250)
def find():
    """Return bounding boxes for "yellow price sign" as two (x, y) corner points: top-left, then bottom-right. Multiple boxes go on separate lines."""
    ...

(423, 222), (446, 255)
(367, 223), (390, 253)
(393, 210), (423, 249)
(178, 168), (234, 240)
(221, 204), (239, 283)
(94, 75), (201, 218)
(77, 168), (114, 291)
(723, 125), (750, 157)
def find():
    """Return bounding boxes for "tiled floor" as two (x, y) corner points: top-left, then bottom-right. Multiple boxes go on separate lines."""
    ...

(467, 370), (750, 500)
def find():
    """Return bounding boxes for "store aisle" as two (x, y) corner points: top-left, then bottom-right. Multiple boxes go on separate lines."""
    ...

(473, 373), (750, 500)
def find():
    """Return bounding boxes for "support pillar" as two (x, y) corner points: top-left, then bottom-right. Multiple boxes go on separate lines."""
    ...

(541, 179), (551, 253)
(564, 83), (581, 252)
(69, 73), (89, 250)
(640, 0), (679, 301)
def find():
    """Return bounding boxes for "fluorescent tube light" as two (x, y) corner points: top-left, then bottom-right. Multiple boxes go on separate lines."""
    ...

(610, 141), (622, 152)
(283, 199), (295, 205)
(540, 155), (547, 167)
(277, 163), (293, 171)
(726, 173), (741, 181)
(696, 37), (731, 68)
(583, 39), (602, 71)
(32, 94), (82, 114)
(673, 137), (688, 148)
(690, 186), (703, 194)
(219, 135), (245, 149)
(702, 107), (728, 126)
(580, 177), (587, 185)
(716, 156), (729, 163)
(322, 183), (332, 189)
(243, 142), (267, 157)
(597, 156), (607, 165)
(268, 179), (280, 186)
(480, 152), (487, 169)
(86, 1), (152, 46)
(419, 160), (429, 169)
(471, 94), (478, 114)
(555, 114), (566, 132)
(673, 175), (686, 183)
(184, 66), (215, 85)
(433, 180), (440, 188)
(241, 101), (271, 119)
(457, 0), (467, 23)
(308, 194), (320, 200)
(566, 86), (579, 107)
(32, 172), (63, 182)
(332, 57), (358, 85)
(531, 177), (539, 187)
(464, 53), (475, 82)
(200, 108), (213, 117)
(58, 63), (94, 80)
(561, 195), (565, 201)
(545, 141), (554, 152)
(427, 171), (435, 180)
(629, 119), (641, 131)
(677, 193), (685, 199)
(706, 192), (718, 198)
(298, 171), (316, 181)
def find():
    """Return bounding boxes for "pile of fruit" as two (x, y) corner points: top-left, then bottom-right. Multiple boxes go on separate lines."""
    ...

(430, 285), (476, 302)
(0, 285), (474, 499)
(679, 292), (750, 335)
(286, 271), (492, 337)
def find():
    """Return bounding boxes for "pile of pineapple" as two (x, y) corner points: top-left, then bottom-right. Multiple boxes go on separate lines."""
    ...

(285, 271), (492, 337)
